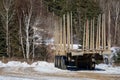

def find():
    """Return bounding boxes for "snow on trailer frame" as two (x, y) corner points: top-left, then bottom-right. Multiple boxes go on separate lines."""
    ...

(54, 12), (111, 70)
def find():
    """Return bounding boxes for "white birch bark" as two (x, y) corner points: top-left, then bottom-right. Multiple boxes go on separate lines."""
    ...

(22, 0), (33, 60)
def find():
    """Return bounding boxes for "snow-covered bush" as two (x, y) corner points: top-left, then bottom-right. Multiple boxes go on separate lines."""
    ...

(111, 47), (120, 65)
(103, 47), (120, 65)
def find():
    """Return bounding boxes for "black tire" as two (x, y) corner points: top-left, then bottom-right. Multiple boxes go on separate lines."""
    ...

(56, 56), (58, 67)
(91, 57), (95, 70)
(89, 57), (95, 70)
(58, 56), (61, 68)
(91, 62), (95, 70)
(54, 56), (57, 67)
(60, 56), (67, 70)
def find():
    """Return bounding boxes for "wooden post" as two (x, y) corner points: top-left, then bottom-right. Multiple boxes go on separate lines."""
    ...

(83, 23), (86, 50)
(86, 20), (89, 50)
(92, 18), (95, 50)
(90, 20), (93, 50)
(102, 14), (104, 50)
(108, 10), (111, 50)
(98, 15), (101, 50)
(103, 14), (106, 50)
(54, 18), (58, 55)
(70, 12), (73, 49)
(67, 12), (70, 52)
(88, 20), (89, 50)
(63, 14), (66, 54)
(60, 17), (63, 54)
(96, 18), (99, 50)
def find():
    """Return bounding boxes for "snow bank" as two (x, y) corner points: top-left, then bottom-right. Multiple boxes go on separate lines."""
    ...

(0, 61), (6, 67)
(31, 61), (65, 73)
(0, 61), (30, 67)
(0, 61), (120, 74)
(6, 61), (30, 67)
(95, 64), (120, 74)
(0, 61), (65, 73)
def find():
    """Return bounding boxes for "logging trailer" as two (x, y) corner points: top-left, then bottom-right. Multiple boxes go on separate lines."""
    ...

(54, 12), (111, 70)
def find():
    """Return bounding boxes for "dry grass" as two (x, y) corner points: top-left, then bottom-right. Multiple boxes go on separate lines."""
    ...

(0, 57), (54, 65)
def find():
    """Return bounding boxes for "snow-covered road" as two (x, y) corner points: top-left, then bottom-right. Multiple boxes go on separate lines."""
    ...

(0, 76), (34, 80)
(0, 76), (96, 80)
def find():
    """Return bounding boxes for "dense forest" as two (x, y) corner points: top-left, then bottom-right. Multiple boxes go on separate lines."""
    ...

(0, 0), (120, 62)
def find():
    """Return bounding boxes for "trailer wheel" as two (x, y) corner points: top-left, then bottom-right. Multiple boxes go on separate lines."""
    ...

(55, 56), (58, 67)
(57, 56), (59, 68)
(91, 57), (95, 70)
(60, 56), (67, 70)
(91, 62), (95, 70)
(58, 56), (61, 68)
(54, 56), (57, 67)
(89, 57), (95, 70)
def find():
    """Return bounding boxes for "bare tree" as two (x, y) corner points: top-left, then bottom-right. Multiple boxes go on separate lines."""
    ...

(114, 2), (120, 45)
(16, 6), (25, 58)
(21, 0), (33, 61)
(97, 0), (120, 46)
(21, 0), (46, 61)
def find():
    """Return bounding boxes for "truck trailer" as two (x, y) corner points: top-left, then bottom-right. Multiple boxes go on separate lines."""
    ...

(54, 12), (111, 70)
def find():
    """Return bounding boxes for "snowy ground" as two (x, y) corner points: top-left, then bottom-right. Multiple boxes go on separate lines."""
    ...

(0, 61), (120, 74)
(0, 76), (34, 80)
(95, 64), (120, 74)
(0, 61), (120, 80)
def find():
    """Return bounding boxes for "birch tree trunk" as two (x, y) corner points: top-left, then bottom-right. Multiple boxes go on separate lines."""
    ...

(6, 10), (9, 56)
(32, 28), (35, 61)
(22, 0), (33, 61)
(114, 2), (119, 45)
(19, 17), (25, 58)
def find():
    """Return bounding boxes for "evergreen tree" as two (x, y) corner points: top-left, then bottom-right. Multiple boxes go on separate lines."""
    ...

(0, 16), (6, 53)
(44, 0), (101, 44)
(44, 0), (67, 16)
(72, 0), (101, 44)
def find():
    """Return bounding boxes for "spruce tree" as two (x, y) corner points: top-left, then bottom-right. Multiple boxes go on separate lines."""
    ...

(0, 16), (6, 53)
